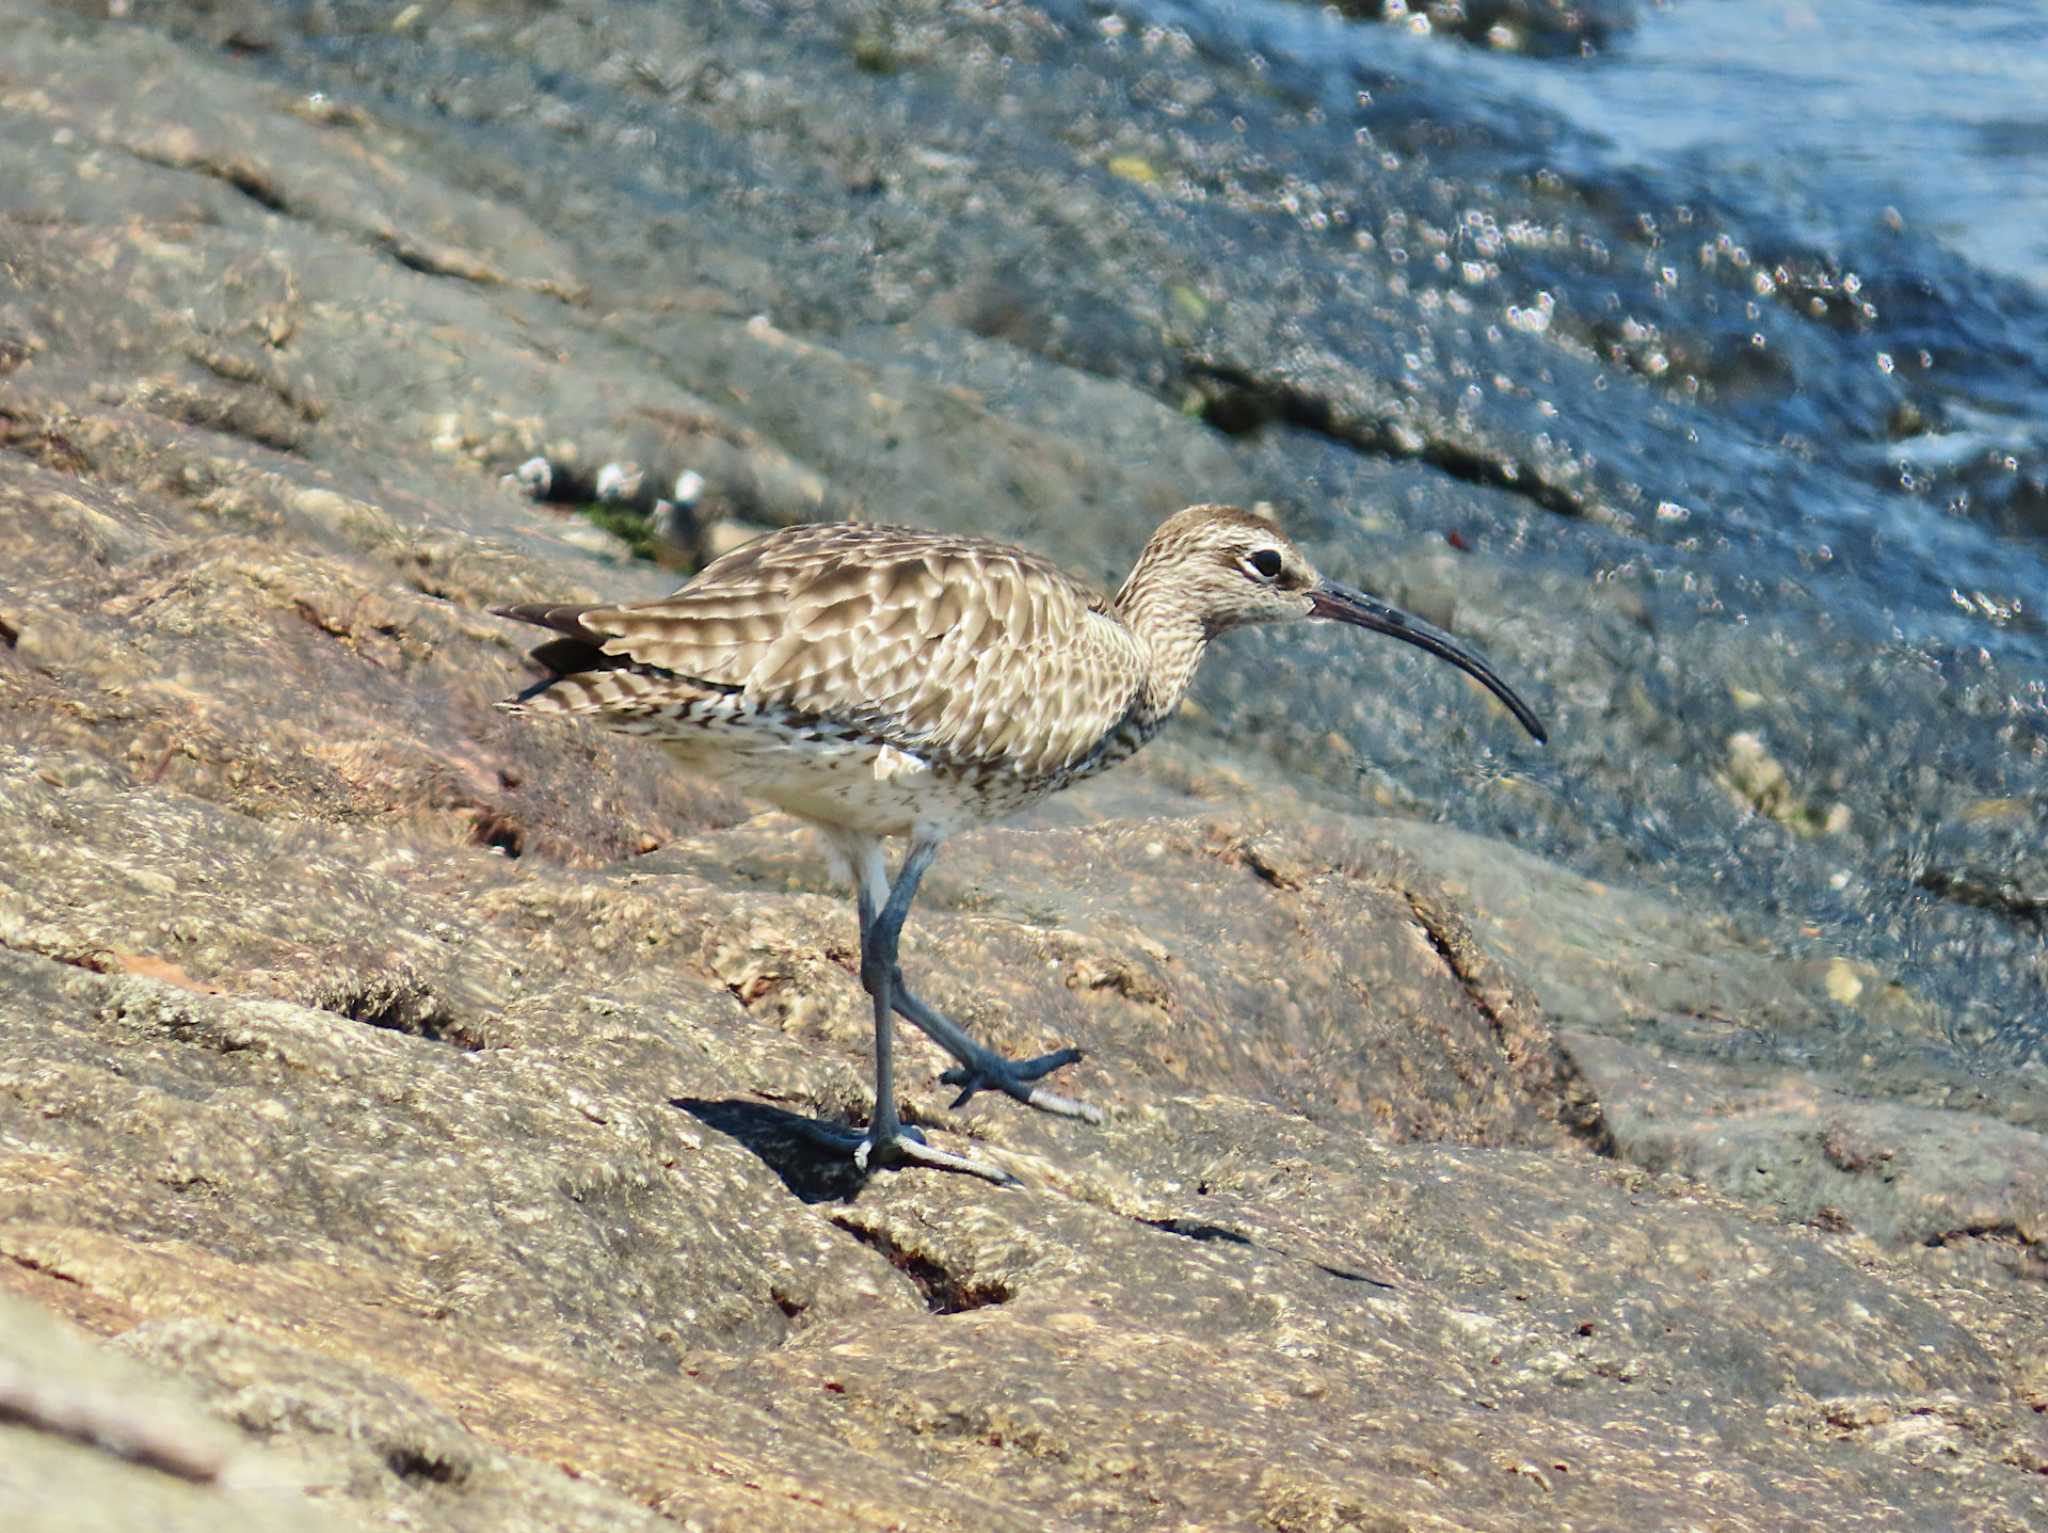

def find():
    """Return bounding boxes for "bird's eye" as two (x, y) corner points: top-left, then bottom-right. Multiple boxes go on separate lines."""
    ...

(1244, 548), (1285, 580)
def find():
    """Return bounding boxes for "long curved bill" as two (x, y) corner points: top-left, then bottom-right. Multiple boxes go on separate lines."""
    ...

(1308, 582), (1549, 744)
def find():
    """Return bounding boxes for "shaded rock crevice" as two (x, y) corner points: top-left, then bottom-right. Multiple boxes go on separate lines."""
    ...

(296, 971), (487, 1054)
(827, 1215), (1013, 1315)
(1399, 883), (1614, 1155)
(1185, 358), (1595, 521)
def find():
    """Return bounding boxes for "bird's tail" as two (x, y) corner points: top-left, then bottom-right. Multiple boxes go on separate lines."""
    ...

(493, 609), (701, 720)
(492, 603), (614, 713)
(498, 651), (668, 716)
(499, 671), (574, 713)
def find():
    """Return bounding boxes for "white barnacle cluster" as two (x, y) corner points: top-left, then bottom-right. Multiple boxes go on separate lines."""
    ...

(595, 462), (644, 503)
(503, 455), (553, 498)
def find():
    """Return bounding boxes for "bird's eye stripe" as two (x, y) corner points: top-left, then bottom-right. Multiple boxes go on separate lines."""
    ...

(1245, 549), (1284, 579)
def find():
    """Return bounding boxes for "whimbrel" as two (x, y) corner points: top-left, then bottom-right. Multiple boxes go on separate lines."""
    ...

(497, 505), (1546, 1182)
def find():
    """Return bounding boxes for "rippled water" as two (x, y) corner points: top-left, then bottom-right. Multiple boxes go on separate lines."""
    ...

(1495, 0), (2048, 295)
(1184, 1), (2048, 295)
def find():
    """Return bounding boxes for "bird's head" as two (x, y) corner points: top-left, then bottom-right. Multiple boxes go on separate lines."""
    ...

(1123, 504), (1548, 743)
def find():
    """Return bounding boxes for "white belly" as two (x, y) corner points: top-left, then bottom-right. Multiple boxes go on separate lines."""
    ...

(632, 704), (1054, 839)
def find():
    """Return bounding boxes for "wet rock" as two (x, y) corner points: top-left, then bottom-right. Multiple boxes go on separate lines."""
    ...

(1917, 863), (2048, 927)
(1916, 796), (2048, 932)
(1719, 729), (1852, 837)
(1566, 1031), (2048, 1282)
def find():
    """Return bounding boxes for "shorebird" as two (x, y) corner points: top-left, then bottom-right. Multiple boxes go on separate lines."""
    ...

(496, 505), (1546, 1182)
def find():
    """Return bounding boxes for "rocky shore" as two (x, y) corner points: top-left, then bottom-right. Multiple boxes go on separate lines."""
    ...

(1, 2), (2042, 1528)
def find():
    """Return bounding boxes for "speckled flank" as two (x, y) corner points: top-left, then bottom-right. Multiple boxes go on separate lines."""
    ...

(495, 506), (1325, 839)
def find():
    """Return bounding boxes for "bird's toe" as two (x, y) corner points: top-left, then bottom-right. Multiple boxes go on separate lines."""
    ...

(858, 1128), (1019, 1186)
(941, 1048), (1104, 1123)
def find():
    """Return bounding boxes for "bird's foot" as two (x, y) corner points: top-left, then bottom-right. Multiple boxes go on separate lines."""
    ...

(940, 1047), (1105, 1124)
(797, 1117), (1019, 1186)
(855, 1125), (1020, 1186)
(886, 985), (1102, 1124)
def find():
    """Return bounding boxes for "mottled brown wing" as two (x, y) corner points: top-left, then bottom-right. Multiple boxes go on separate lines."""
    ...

(557, 523), (1147, 775)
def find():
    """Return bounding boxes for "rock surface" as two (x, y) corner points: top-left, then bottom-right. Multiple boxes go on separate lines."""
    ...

(1, 2), (2044, 1530)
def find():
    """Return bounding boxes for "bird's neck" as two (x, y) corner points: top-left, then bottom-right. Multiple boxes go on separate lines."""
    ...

(1113, 563), (1213, 729)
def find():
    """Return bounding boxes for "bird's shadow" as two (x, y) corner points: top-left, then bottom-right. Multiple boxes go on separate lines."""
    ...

(671, 1097), (868, 1204)
(674, 1102), (1399, 1290)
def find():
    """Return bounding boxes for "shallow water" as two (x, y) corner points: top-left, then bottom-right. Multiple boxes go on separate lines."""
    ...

(1498, 0), (2048, 295)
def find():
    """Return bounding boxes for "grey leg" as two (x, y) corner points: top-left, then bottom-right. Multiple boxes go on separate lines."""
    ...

(846, 836), (1098, 1124)
(892, 985), (1102, 1123)
(816, 838), (1017, 1184)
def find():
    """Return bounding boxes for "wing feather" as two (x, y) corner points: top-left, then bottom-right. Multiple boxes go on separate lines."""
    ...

(508, 522), (1148, 772)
